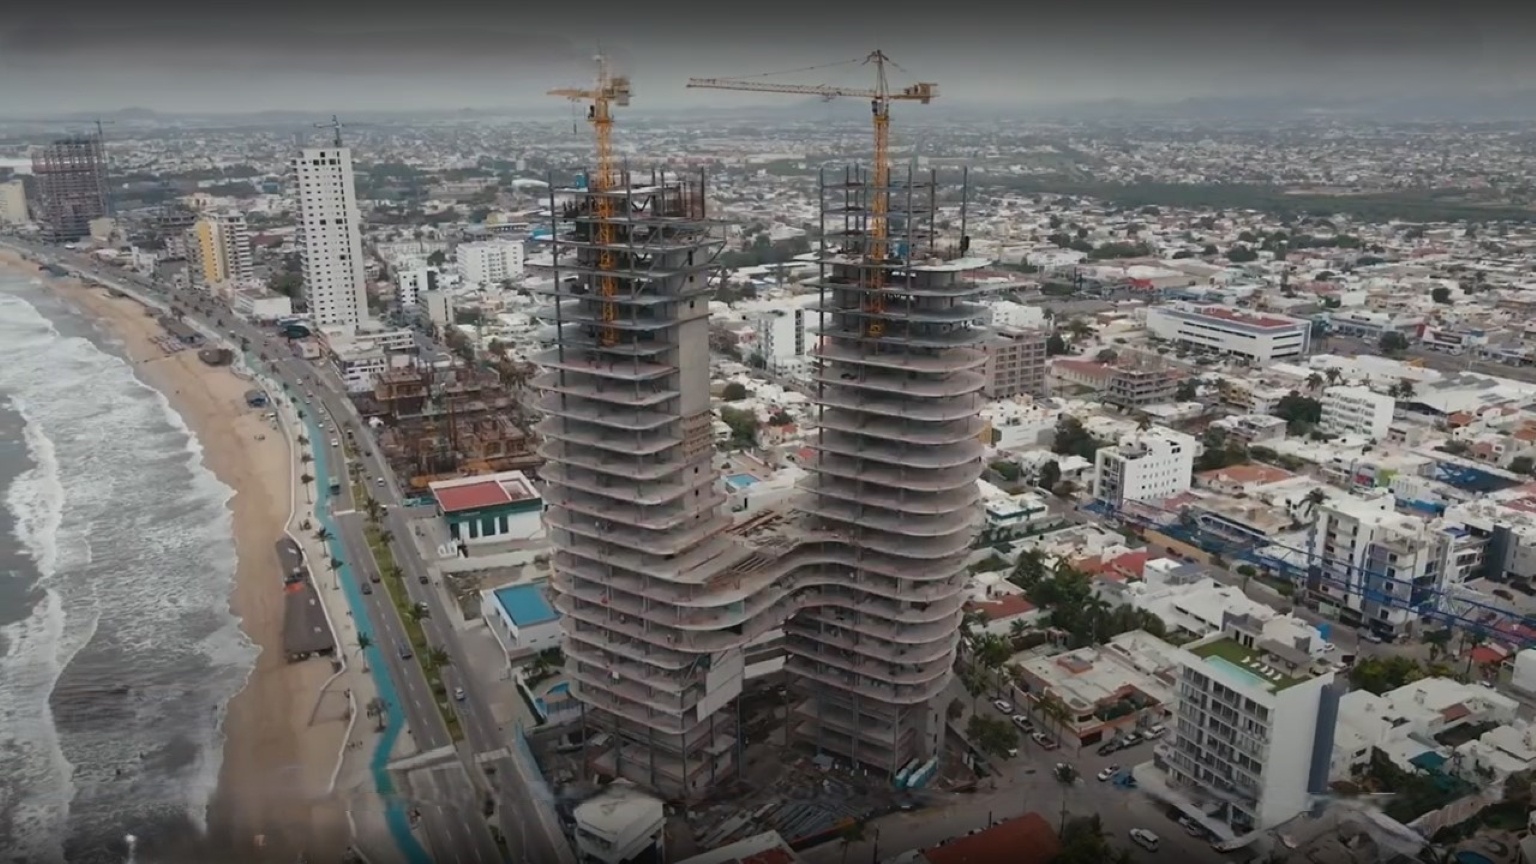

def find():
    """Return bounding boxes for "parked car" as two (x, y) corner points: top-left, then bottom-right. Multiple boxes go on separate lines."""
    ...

(1129, 829), (1159, 852)
(1010, 714), (1033, 730)
(398, 642), (413, 660)
(992, 699), (1013, 714)
(1031, 731), (1057, 750)
(1098, 765), (1120, 782)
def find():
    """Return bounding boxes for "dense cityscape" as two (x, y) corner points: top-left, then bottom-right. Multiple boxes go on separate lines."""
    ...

(6, 69), (1536, 864)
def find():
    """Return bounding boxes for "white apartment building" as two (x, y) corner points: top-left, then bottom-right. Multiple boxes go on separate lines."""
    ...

(1310, 497), (1481, 638)
(1093, 427), (1197, 507)
(0, 180), (27, 225)
(457, 239), (525, 288)
(293, 147), (367, 329)
(988, 299), (1049, 330)
(421, 290), (453, 329)
(1319, 385), (1395, 441)
(753, 306), (810, 375)
(572, 781), (665, 864)
(397, 267), (441, 307)
(1162, 616), (1341, 835)
(1145, 305), (1311, 363)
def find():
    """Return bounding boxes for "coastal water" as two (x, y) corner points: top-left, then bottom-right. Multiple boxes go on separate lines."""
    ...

(0, 271), (257, 863)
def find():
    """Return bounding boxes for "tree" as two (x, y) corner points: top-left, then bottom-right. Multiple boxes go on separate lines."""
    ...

(366, 696), (388, 732)
(1431, 286), (1453, 304)
(721, 381), (750, 401)
(1349, 655), (1424, 695)
(965, 714), (1020, 757)
(1175, 379), (1199, 401)
(1094, 348), (1118, 364)
(1046, 332), (1069, 356)
(314, 527), (331, 543)
(837, 821), (867, 864)
(356, 632), (372, 655)
(1511, 456), (1535, 475)
(1306, 372), (1325, 392)
(1379, 331), (1411, 356)
(1227, 245), (1259, 263)
(426, 646), (451, 669)
(718, 406), (759, 448)
(1324, 366), (1343, 385)
(1052, 416), (1102, 461)
(1038, 460), (1062, 493)
(426, 250), (447, 268)
(1064, 318), (1095, 341)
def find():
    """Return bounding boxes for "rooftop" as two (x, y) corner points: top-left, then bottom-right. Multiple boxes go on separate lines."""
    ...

(281, 579), (336, 657)
(1189, 306), (1301, 330)
(1188, 638), (1306, 692)
(921, 811), (1059, 864)
(430, 470), (540, 514)
(676, 832), (802, 864)
(492, 581), (559, 627)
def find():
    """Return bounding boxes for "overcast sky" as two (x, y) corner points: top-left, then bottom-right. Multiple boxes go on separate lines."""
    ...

(1, 0), (1531, 114)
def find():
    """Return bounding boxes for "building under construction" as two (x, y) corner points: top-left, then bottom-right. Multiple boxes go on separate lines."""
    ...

(32, 136), (108, 243)
(536, 165), (987, 801)
(372, 362), (540, 495)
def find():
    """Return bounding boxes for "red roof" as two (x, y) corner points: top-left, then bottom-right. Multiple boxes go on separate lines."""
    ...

(434, 480), (513, 513)
(923, 812), (1059, 864)
(968, 594), (1036, 622)
(740, 849), (796, 864)
(1195, 306), (1296, 329)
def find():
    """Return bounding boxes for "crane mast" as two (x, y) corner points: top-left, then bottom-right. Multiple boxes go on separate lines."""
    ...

(549, 54), (632, 347)
(687, 51), (936, 338)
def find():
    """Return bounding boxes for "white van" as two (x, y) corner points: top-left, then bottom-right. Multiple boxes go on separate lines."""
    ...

(1129, 829), (1159, 851)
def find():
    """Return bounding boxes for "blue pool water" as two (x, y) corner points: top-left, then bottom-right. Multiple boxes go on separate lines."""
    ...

(1456, 852), (1495, 864)
(301, 397), (430, 864)
(1205, 656), (1271, 689)
(725, 473), (758, 491)
(548, 682), (570, 697)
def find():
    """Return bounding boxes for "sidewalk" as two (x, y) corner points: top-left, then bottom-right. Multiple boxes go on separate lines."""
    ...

(267, 374), (412, 864)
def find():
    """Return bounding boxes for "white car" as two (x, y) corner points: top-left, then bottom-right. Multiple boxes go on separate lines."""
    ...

(1129, 828), (1159, 851)
(992, 699), (1013, 713)
(1097, 765), (1120, 782)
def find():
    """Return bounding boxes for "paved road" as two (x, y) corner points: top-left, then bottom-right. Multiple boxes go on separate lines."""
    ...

(5, 239), (519, 864)
(807, 713), (1228, 864)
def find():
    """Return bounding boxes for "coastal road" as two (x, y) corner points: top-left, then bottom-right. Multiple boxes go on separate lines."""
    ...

(2, 239), (513, 864)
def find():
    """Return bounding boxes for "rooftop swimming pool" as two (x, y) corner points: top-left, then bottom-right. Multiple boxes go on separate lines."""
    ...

(725, 473), (759, 491)
(1206, 656), (1272, 689)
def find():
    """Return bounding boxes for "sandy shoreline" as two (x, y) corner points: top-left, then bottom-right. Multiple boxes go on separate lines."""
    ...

(0, 250), (350, 861)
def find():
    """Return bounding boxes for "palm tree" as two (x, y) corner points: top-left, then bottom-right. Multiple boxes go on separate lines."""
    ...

(1305, 371), (1325, 392)
(1036, 692), (1074, 744)
(1053, 762), (1079, 833)
(426, 646), (451, 669)
(357, 632), (372, 655)
(366, 696), (388, 732)
(299, 473), (315, 503)
(1324, 366), (1343, 385)
(378, 529), (394, 547)
(297, 434), (309, 447)
(407, 604), (429, 623)
(314, 527), (331, 543)
(1134, 413), (1152, 432)
(1011, 548), (1048, 589)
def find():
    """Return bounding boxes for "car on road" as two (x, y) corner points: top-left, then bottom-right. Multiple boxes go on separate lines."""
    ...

(1178, 816), (1207, 838)
(992, 699), (1013, 713)
(1129, 829), (1159, 852)
(360, 581), (373, 595)
(376, 477), (386, 487)
(1143, 725), (1166, 740)
(369, 570), (381, 583)
(454, 687), (466, 702)
(1010, 714), (1032, 730)
(330, 439), (339, 447)
(398, 642), (413, 660)
(1030, 731), (1057, 749)
(1097, 765), (1120, 782)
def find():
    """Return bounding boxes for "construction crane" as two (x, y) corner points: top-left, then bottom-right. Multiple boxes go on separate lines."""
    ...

(688, 51), (936, 337)
(549, 54), (633, 347)
(314, 114), (345, 148)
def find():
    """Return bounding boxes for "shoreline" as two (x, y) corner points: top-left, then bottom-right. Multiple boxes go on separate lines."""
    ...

(0, 249), (351, 861)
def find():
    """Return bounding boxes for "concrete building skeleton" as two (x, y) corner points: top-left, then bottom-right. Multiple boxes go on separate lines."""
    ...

(32, 136), (108, 243)
(534, 166), (988, 800)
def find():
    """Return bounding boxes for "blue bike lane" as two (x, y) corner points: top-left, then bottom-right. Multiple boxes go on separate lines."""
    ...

(298, 396), (432, 864)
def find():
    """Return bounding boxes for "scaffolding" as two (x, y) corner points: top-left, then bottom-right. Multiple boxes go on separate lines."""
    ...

(32, 136), (108, 243)
(536, 166), (988, 800)
(373, 362), (539, 490)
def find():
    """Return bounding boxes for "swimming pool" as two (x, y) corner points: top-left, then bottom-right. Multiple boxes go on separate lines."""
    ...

(726, 473), (759, 491)
(548, 682), (571, 697)
(1205, 656), (1272, 690)
(1456, 851), (1495, 864)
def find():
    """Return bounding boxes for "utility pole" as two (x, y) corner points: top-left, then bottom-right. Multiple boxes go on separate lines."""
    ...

(315, 115), (344, 148)
(92, 117), (116, 216)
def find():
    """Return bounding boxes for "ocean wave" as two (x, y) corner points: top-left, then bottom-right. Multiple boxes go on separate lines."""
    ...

(0, 285), (257, 862)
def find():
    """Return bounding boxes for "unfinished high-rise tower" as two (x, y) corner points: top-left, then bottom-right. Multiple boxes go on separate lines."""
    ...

(32, 136), (108, 243)
(537, 166), (987, 800)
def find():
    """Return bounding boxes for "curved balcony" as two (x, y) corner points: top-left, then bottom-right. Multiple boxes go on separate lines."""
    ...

(799, 475), (979, 517)
(536, 394), (677, 432)
(532, 371), (680, 409)
(535, 326), (675, 358)
(541, 462), (714, 508)
(537, 440), (686, 480)
(817, 410), (985, 445)
(815, 342), (988, 374)
(544, 501), (730, 551)
(809, 433), (983, 470)
(810, 299), (989, 326)
(806, 452), (979, 493)
(534, 418), (680, 457)
(815, 389), (983, 424)
(798, 494), (979, 538)
(812, 369), (987, 399)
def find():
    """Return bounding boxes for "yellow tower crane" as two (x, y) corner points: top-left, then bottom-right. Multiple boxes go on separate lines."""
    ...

(687, 51), (936, 336)
(549, 54), (633, 347)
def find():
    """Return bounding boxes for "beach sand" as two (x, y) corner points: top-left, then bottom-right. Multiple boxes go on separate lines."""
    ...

(0, 250), (353, 861)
